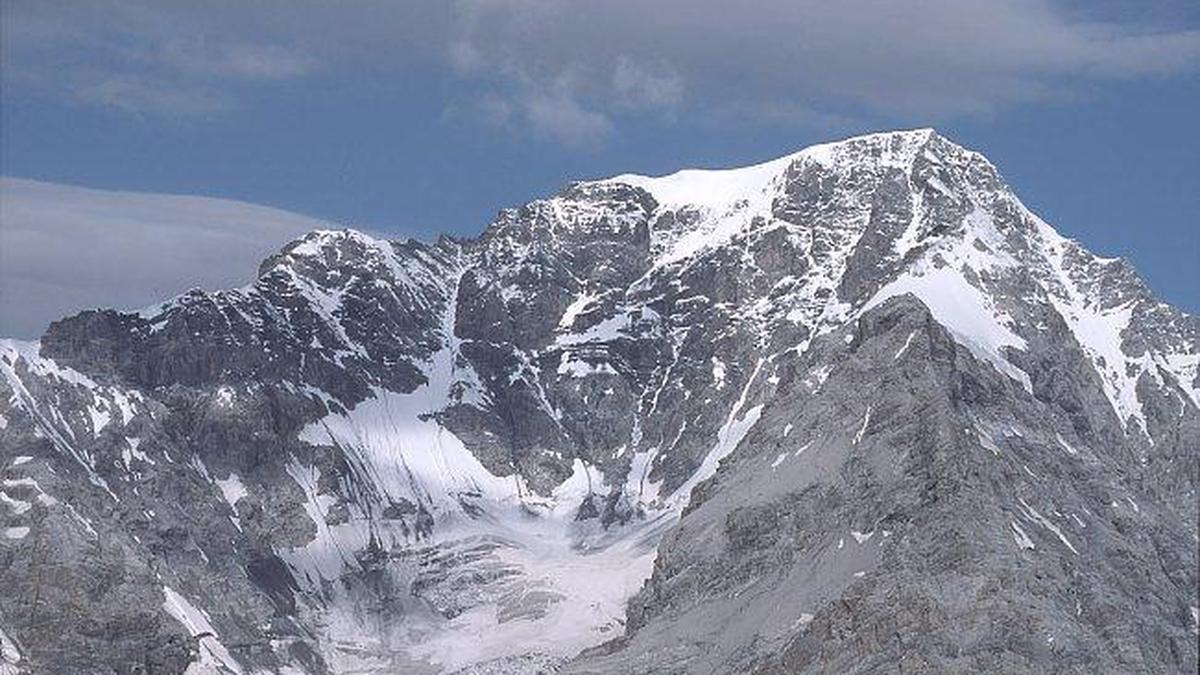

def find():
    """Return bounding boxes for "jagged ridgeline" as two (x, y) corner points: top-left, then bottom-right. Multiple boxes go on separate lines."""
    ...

(1, 130), (1196, 674)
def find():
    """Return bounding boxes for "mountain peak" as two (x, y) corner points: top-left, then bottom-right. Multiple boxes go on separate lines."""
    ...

(261, 228), (390, 272)
(6, 130), (1196, 675)
(602, 128), (941, 207)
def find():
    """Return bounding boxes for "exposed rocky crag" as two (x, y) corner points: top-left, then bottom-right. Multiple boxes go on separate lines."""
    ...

(1, 129), (1196, 674)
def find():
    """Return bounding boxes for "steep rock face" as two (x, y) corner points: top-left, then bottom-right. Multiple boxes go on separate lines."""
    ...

(570, 297), (1197, 673)
(42, 231), (457, 405)
(0, 129), (1195, 674)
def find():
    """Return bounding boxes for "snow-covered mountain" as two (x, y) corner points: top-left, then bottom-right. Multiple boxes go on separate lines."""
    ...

(1, 129), (1196, 674)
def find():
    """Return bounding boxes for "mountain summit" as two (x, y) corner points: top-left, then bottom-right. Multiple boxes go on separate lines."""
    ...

(1, 130), (1196, 674)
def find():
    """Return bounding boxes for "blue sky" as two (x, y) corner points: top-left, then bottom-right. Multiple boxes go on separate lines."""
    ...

(2, 0), (1197, 323)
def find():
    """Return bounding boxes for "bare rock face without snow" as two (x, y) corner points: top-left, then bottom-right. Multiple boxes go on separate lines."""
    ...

(1, 129), (1196, 674)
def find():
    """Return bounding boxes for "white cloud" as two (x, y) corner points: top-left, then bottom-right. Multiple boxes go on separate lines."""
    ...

(163, 42), (313, 80)
(522, 89), (613, 147)
(443, 0), (1200, 122)
(3, 0), (1198, 133)
(1, 1), (315, 117)
(0, 178), (326, 339)
(612, 57), (684, 111)
(72, 73), (231, 116)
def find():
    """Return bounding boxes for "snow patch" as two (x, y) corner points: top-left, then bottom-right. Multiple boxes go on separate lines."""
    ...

(1017, 497), (1078, 556)
(894, 331), (917, 360)
(852, 406), (872, 445)
(864, 266), (1030, 392)
(557, 292), (598, 331)
(122, 437), (153, 468)
(161, 586), (244, 674)
(556, 352), (617, 378)
(215, 474), (249, 508)
(1011, 521), (1035, 550)
(0, 625), (19, 673)
(851, 530), (874, 545)
(711, 357), (727, 390)
(0, 491), (31, 516)
(1055, 433), (1078, 456)
(668, 360), (765, 507)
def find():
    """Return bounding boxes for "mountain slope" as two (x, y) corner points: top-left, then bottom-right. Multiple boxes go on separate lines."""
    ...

(0, 129), (1195, 674)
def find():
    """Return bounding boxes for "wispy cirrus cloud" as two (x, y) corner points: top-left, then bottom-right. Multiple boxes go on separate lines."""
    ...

(71, 73), (232, 116)
(162, 42), (313, 80)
